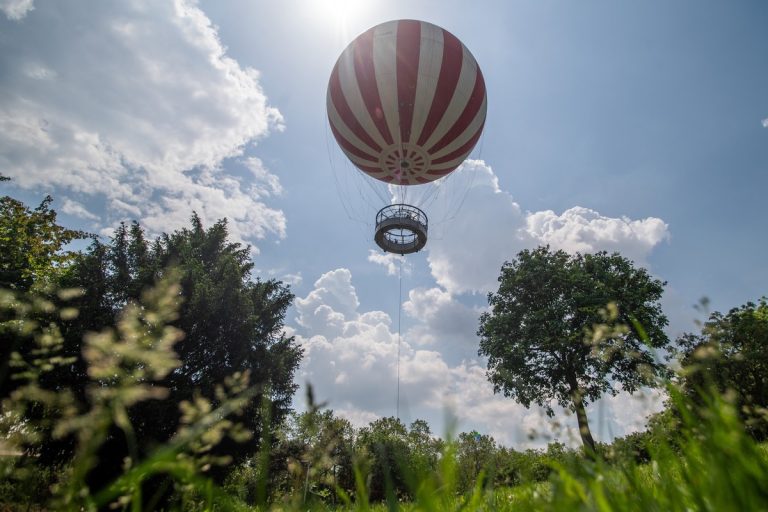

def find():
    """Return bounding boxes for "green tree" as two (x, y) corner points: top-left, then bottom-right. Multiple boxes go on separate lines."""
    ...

(355, 417), (440, 501)
(407, 419), (441, 478)
(455, 431), (496, 492)
(0, 190), (87, 398)
(1, 273), (258, 510)
(42, 216), (302, 489)
(478, 246), (670, 453)
(676, 297), (768, 439)
(283, 407), (356, 503)
(356, 416), (411, 501)
(0, 193), (86, 292)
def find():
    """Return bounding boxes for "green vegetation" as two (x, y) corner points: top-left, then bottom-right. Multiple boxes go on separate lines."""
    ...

(47, 217), (302, 485)
(675, 298), (768, 439)
(1, 188), (767, 510)
(478, 246), (671, 452)
(0, 193), (88, 398)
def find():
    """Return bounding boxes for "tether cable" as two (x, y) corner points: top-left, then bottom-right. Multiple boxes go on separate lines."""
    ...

(396, 255), (403, 420)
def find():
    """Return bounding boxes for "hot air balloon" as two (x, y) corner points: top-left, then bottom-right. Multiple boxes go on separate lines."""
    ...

(327, 19), (487, 254)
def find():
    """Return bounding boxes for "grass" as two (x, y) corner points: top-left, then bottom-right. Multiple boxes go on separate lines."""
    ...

(259, 398), (768, 512)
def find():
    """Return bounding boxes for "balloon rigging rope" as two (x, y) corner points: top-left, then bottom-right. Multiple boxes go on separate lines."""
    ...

(325, 118), (358, 222)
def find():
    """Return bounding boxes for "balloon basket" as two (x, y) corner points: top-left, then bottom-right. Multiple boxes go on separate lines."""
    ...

(374, 204), (428, 255)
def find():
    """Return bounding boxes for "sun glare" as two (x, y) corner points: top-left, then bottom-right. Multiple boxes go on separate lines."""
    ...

(306, 0), (368, 30)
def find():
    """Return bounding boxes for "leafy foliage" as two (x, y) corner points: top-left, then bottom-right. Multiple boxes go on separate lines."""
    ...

(355, 416), (440, 501)
(4, 299), (768, 511)
(0, 192), (88, 401)
(1, 275), (256, 510)
(41, 216), (303, 486)
(545, 388), (768, 512)
(455, 431), (497, 491)
(478, 246), (670, 451)
(0, 194), (87, 292)
(676, 297), (768, 439)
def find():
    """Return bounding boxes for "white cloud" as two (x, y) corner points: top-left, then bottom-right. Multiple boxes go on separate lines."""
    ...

(426, 160), (669, 295)
(243, 157), (283, 197)
(0, 0), (285, 250)
(0, 0), (33, 20)
(22, 61), (55, 80)
(402, 287), (480, 363)
(295, 269), (362, 337)
(332, 406), (381, 429)
(367, 250), (411, 277)
(293, 269), (456, 425)
(524, 207), (669, 265)
(281, 272), (303, 287)
(762, 118), (768, 128)
(61, 198), (99, 221)
(425, 160), (528, 295)
(590, 388), (665, 441)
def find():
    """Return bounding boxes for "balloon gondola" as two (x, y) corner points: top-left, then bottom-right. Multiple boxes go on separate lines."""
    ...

(374, 203), (428, 255)
(327, 19), (487, 254)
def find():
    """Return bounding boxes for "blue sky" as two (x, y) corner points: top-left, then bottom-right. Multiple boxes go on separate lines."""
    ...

(1, 0), (767, 447)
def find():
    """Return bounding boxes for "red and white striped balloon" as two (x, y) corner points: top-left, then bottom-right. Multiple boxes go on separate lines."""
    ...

(327, 20), (487, 185)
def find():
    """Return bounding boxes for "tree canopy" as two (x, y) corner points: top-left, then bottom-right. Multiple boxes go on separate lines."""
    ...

(41, 215), (302, 486)
(676, 297), (768, 439)
(0, 193), (87, 292)
(478, 246), (670, 452)
(0, 191), (88, 398)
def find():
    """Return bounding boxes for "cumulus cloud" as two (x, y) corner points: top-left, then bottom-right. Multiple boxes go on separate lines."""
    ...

(402, 287), (480, 363)
(762, 118), (768, 128)
(0, 0), (33, 20)
(294, 269), (400, 413)
(292, 269), (464, 424)
(426, 160), (669, 295)
(295, 269), (362, 337)
(292, 268), (662, 447)
(244, 157), (283, 197)
(0, 0), (285, 250)
(332, 406), (381, 429)
(61, 198), (99, 221)
(524, 207), (669, 265)
(367, 250), (412, 277)
(425, 160), (527, 295)
(281, 272), (303, 287)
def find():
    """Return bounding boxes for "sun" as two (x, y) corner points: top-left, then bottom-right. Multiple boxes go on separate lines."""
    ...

(305, 0), (369, 28)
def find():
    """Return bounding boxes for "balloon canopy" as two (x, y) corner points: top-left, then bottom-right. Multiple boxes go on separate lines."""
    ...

(327, 19), (487, 186)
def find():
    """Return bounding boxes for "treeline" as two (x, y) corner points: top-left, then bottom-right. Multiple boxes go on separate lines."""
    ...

(1, 186), (767, 510)
(222, 407), (673, 505)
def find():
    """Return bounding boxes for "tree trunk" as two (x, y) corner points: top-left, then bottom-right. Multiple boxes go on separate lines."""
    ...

(571, 389), (596, 456)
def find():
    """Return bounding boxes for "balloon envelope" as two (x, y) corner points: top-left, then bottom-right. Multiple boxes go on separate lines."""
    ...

(327, 19), (487, 185)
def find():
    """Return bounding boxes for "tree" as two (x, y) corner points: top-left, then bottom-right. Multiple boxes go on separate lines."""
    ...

(282, 408), (356, 503)
(455, 431), (497, 492)
(0, 191), (87, 398)
(356, 417), (411, 501)
(355, 417), (440, 501)
(676, 297), (768, 439)
(478, 246), (670, 453)
(0, 193), (86, 292)
(42, 215), (302, 488)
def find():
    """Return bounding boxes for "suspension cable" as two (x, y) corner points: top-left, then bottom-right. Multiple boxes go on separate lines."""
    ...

(396, 255), (403, 420)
